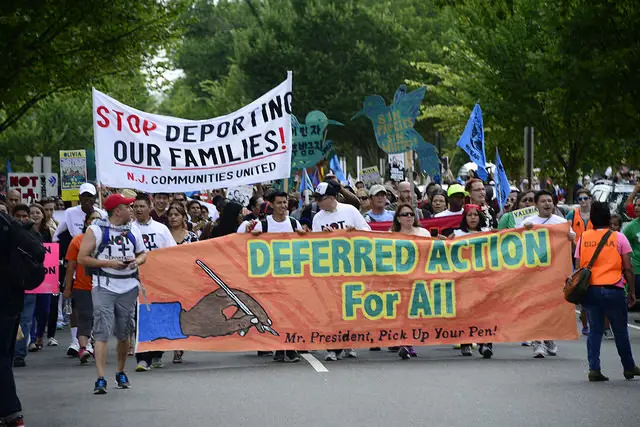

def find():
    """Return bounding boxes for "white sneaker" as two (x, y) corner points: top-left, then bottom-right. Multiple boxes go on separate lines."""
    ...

(544, 340), (558, 356)
(152, 357), (164, 369)
(136, 360), (151, 372)
(86, 342), (94, 355)
(66, 342), (80, 357)
(47, 337), (59, 347)
(604, 328), (615, 340)
(533, 341), (546, 358)
(324, 351), (338, 361)
(344, 348), (357, 358)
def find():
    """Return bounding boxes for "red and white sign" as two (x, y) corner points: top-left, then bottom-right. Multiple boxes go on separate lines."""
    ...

(9, 173), (59, 203)
(92, 73), (293, 192)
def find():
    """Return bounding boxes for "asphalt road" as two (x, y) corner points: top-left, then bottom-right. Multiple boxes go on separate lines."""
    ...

(14, 313), (640, 427)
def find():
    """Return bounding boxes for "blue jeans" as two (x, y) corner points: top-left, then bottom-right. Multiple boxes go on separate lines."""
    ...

(30, 294), (51, 342)
(14, 295), (36, 359)
(583, 286), (635, 371)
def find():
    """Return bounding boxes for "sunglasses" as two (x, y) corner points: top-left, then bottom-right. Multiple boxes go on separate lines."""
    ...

(359, 197), (369, 201)
(398, 212), (415, 217)
(521, 197), (534, 203)
(577, 196), (591, 201)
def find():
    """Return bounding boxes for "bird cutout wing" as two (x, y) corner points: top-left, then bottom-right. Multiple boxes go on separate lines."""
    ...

(393, 84), (408, 104)
(395, 86), (427, 126)
(415, 140), (441, 177)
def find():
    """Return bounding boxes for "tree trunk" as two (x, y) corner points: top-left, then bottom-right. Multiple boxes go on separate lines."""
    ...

(564, 144), (579, 204)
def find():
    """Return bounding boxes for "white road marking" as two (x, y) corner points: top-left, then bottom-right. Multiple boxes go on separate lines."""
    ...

(575, 309), (640, 331)
(302, 353), (329, 372)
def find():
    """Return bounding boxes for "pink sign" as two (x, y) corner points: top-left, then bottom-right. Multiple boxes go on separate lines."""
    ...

(26, 243), (59, 294)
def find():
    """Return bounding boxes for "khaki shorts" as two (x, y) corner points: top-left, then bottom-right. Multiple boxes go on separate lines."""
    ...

(92, 286), (138, 341)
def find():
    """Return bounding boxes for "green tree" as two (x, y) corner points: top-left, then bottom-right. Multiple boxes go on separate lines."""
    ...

(0, 0), (186, 134)
(413, 0), (640, 197)
(0, 73), (153, 173)
(160, 0), (450, 173)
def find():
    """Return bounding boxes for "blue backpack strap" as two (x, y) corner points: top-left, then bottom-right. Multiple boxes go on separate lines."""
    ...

(96, 226), (110, 256)
(126, 230), (137, 250)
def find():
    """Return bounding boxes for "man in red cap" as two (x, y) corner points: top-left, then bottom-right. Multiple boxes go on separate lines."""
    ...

(78, 193), (147, 395)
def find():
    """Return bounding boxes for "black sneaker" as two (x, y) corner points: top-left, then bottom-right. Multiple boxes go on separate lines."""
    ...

(284, 351), (300, 363)
(258, 351), (274, 357)
(13, 357), (26, 368)
(461, 344), (472, 356)
(273, 351), (285, 362)
(388, 347), (400, 352)
(369, 347), (381, 351)
(115, 371), (130, 389)
(588, 370), (609, 382)
(480, 343), (493, 359)
(94, 377), (107, 395)
(398, 347), (411, 360)
(623, 366), (640, 380)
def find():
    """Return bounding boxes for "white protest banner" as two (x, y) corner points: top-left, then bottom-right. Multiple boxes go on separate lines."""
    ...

(9, 173), (59, 203)
(93, 73), (292, 192)
(512, 206), (538, 226)
(388, 153), (404, 181)
(360, 166), (382, 187)
(227, 185), (254, 206)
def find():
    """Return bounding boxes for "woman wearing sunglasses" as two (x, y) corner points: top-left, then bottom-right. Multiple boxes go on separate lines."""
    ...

(566, 189), (595, 336)
(391, 203), (430, 237)
(497, 190), (536, 230)
(389, 204), (429, 360)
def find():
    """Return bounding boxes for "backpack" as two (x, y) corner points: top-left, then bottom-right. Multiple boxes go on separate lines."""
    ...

(260, 217), (298, 232)
(0, 213), (46, 290)
(85, 223), (137, 283)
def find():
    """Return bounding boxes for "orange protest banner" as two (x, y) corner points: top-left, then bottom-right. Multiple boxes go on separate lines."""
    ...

(136, 223), (578, 352)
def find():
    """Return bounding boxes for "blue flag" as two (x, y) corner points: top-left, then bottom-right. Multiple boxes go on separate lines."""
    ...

(329, 155), (346, 184)
(494, 148), (511, 211)
(456, 104), (488, 180)
(297, 169), (315, 208)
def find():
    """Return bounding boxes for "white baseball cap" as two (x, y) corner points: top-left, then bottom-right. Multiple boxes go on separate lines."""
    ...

(79, 183), (97, 196)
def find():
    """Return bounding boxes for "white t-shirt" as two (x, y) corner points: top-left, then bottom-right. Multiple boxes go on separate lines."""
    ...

(312, 203), (371, 232)
(435, 209), (463, 218)
(135, 218), (176, 251)
(53, 205), (106, 241)
(238, 215), (302, 233)
(520, 214), (575, 238)
(88, 220), (146, 294)
(405, 227), (430, 237)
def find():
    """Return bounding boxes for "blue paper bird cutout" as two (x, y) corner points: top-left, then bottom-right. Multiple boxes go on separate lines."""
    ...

(352, 84), (427, 154)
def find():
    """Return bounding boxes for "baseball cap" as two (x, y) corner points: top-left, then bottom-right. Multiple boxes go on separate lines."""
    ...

(314, 182), (339, 198)
(79, 183), (97, 196)
(104, 194), (136, 211)
(447, 184), (467, 197)
(369, 184), (387, 197)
